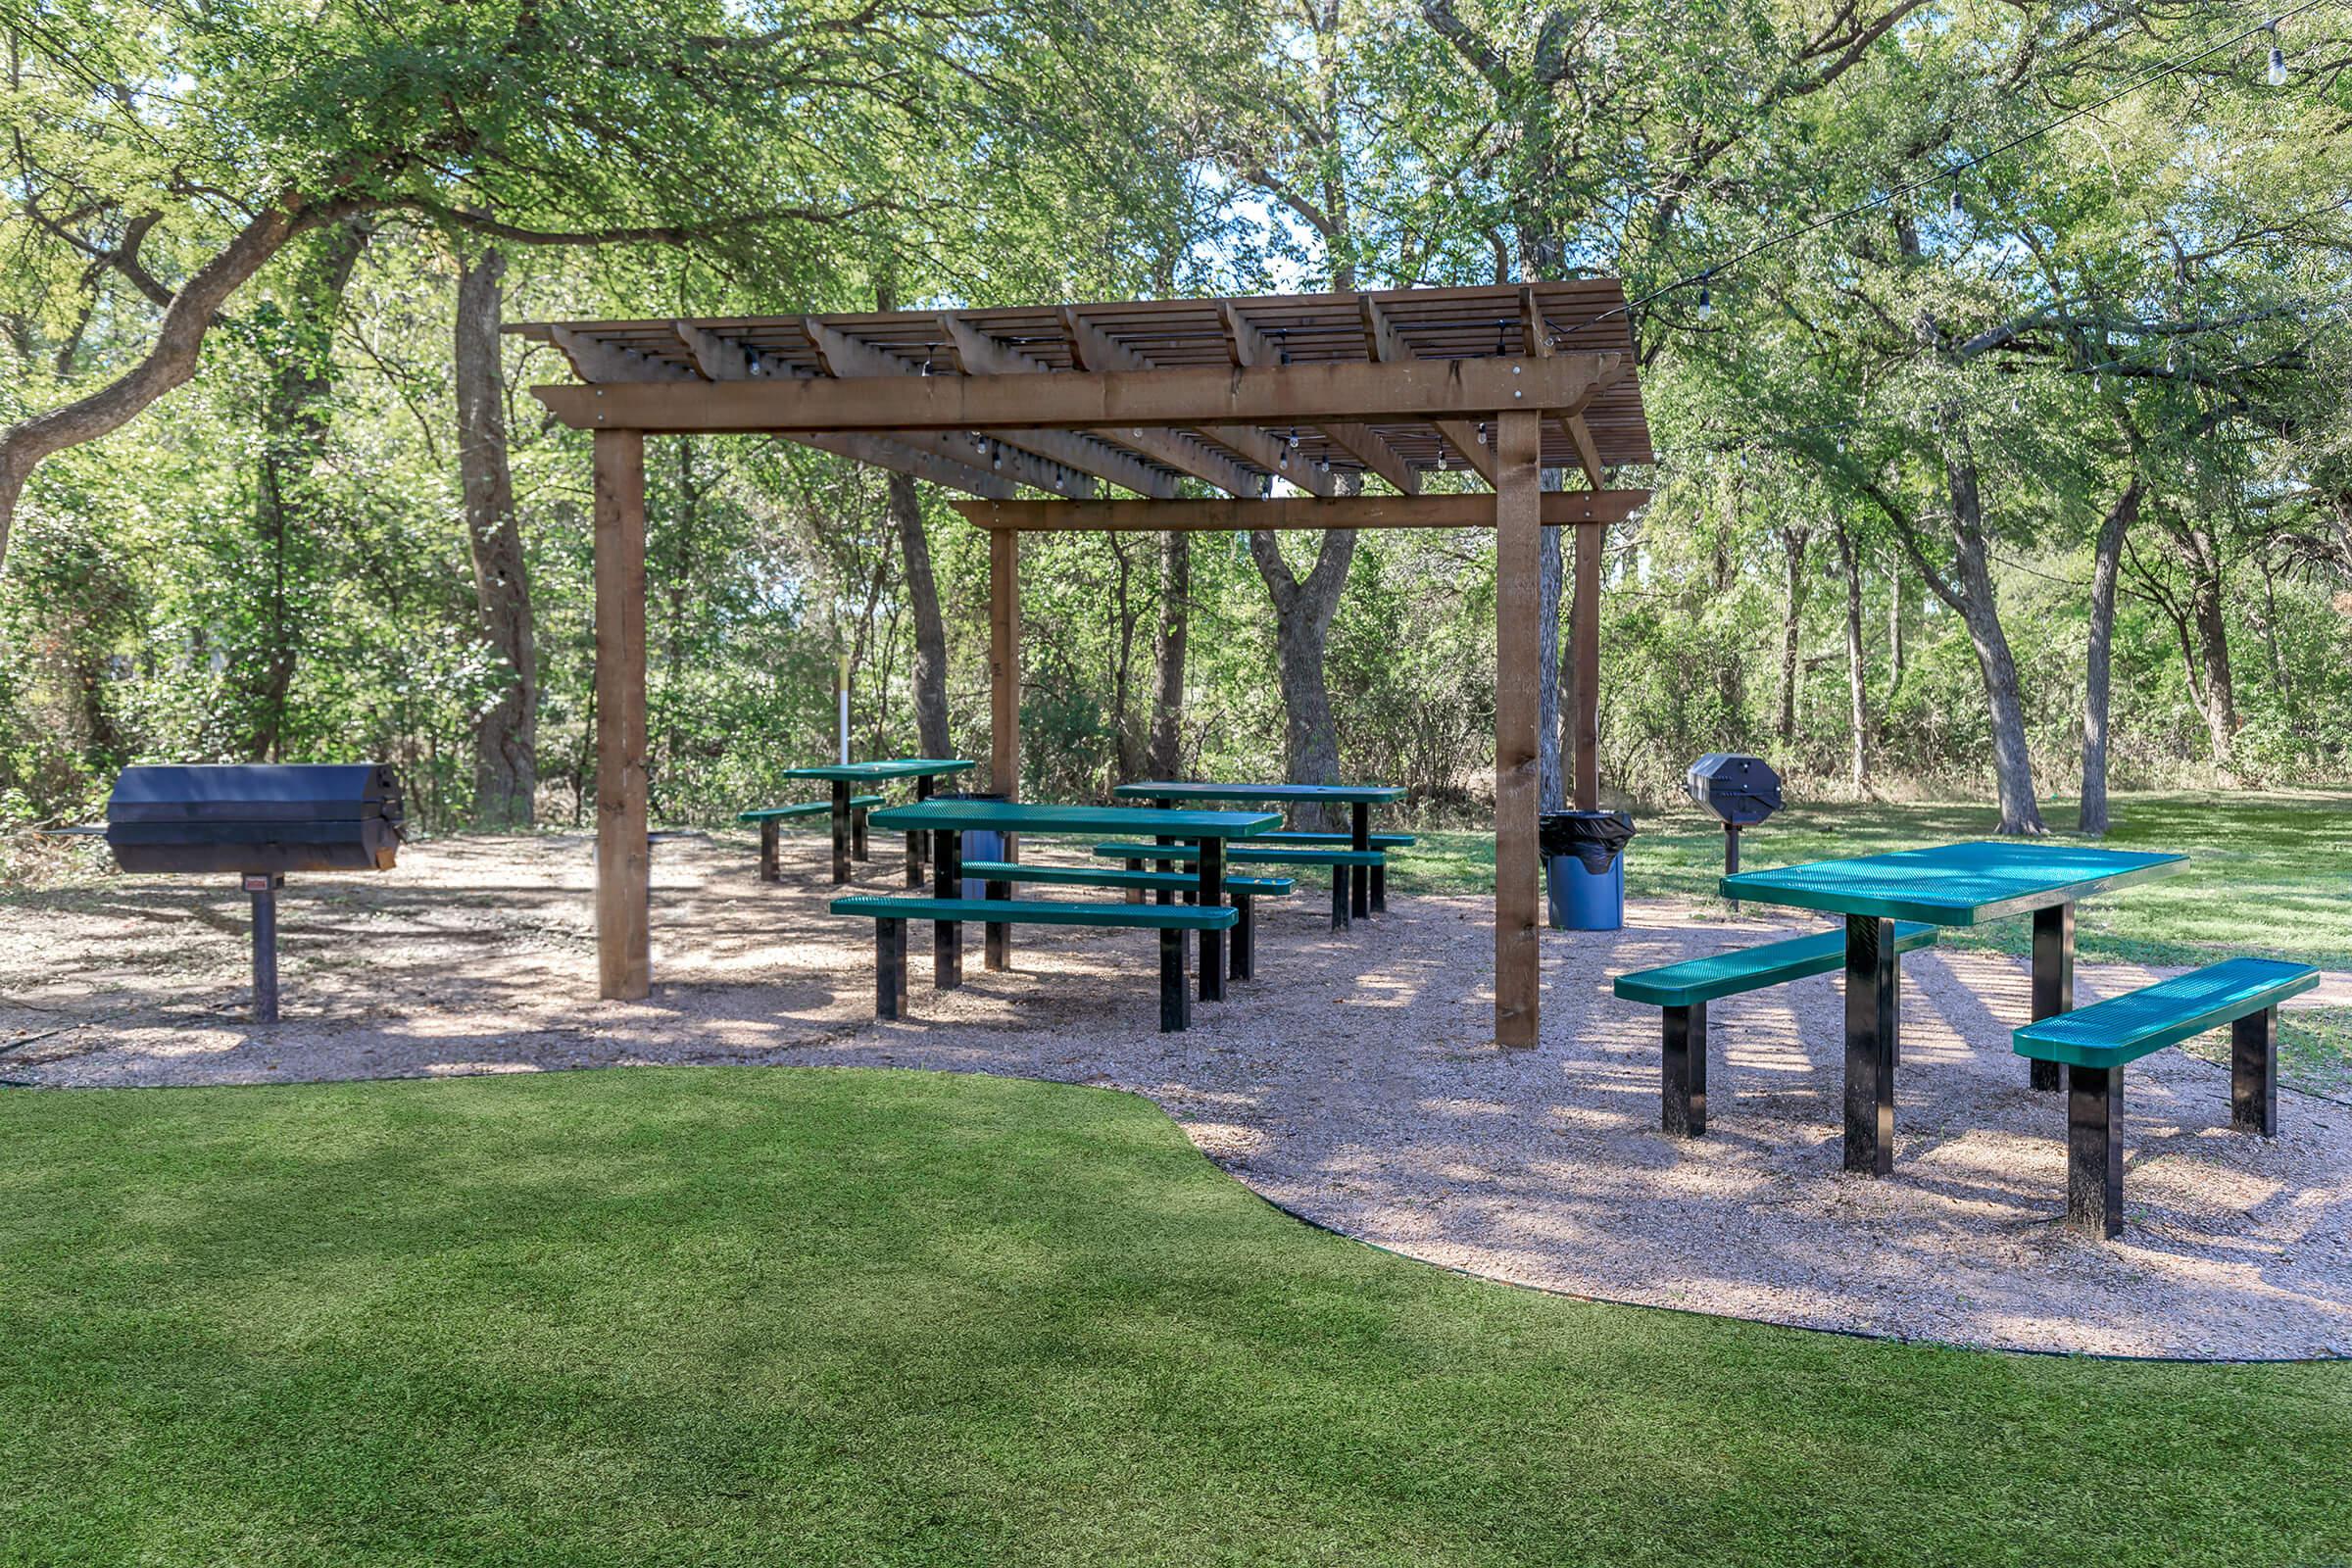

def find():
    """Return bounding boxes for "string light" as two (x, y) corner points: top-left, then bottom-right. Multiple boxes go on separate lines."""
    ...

(1696, 273), (1713, 317)
(2268, 19), (2288, 85)
(1948, 172), (1966, 219)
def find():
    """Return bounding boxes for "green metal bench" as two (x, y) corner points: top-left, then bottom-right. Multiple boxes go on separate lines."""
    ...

(831, 894), (1236, 1033)
(2013, 956), (2319, 1237)
(1615, 922), (1938, 1136)
(1247, 831), (1415, 911)
(738, 795), (884, 881)
(1090, 841), (1383, 931)
(960, 861), (1294, 982)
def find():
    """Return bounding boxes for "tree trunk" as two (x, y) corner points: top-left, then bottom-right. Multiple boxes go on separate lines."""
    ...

(0, 199), (339, 581)
(1148, 528), (1189, 776)
(456, 244), (537, 826)
(1886, 552), (1906, 704)
(1250, 511), (1356, 830)
(887, 470), (951, 757)
(1835, 521), (1867, 791)
(1108, 532), (1143, 780)
(1776, 523), (1812, 745)
(245, 218), (371, 760)
(1872, 434), (2044, 834)
(2077, 479), (2141, 836)
(2180, 524), (2237, 770)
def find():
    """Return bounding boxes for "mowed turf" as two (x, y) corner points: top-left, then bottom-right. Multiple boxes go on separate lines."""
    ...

(2, 1067), (2346, 1566)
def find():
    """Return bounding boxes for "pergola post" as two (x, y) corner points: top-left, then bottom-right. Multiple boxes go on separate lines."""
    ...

(1494, 411), (1543, 1049)
(592, 428), (651, 1001)
(989, 529), (1020, 801)
(1571, 521), (1602, 810)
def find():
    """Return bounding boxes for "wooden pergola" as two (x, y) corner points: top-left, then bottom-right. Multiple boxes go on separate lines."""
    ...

(515, 281), (1653, 1048)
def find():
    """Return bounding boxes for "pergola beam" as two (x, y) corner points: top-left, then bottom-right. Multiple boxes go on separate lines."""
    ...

(804, 318), (1179, 500)
(1064, 308), (1334, 496)
(1359, 297), (1496, 484)
(793, 432), (1025, 500)
(531, 352), (1620, 437)
(952, 491), (1649, 532)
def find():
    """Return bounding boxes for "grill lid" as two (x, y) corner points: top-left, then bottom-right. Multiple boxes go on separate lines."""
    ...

(107, 763), (403, 824)
(1683, 753), (1783, 825)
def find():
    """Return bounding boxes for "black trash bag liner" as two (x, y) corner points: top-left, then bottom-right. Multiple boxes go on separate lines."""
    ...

(1539, 809), (1636, 874)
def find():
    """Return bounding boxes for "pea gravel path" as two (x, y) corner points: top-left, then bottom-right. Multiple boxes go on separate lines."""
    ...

(6, 832), (2347, 1359)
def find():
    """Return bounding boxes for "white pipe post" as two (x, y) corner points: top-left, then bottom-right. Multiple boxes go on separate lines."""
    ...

(837, 654), (851, 765)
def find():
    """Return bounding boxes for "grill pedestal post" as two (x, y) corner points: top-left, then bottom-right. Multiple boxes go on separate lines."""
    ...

(1724, 822), (1741, 913)
(243, 873), (284, 1023)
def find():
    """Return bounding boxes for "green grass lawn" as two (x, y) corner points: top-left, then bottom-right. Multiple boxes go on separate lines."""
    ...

(3, 1068), (2347, 1566)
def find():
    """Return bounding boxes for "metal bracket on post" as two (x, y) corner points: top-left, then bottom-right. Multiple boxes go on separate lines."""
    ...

(242, 873), (285, 1023)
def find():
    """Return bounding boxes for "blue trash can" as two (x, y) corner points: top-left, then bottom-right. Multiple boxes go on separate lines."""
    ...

(1541, 810), (1635, 931)
(945, 792), (1007, 898)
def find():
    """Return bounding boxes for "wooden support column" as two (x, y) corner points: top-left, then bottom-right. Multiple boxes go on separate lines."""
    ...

(1571, 521), (1602, 810)
(990, 529), (1021, 800)
(1494, 411), (1543, 1049)
(592, 428), (651, 1001)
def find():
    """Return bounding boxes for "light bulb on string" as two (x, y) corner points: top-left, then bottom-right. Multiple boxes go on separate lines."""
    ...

(2268, 20), (2287, 86)
(1948, 174), (1965, 219)
(1696, 273), (1713, 317)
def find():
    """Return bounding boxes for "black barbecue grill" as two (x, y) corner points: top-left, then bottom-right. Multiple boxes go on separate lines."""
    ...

(1683, 753), (1783, 909)
(104, 763), (404, 1021)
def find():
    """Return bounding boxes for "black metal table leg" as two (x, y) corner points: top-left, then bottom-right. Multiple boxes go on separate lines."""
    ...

(2030, 903), (2075, 1091)
(1843, 913), (1897, 1175)
(1159, 926), (1189, 1032)
(2068, 1062), (2123, 1237)
(984, 876), (1010, 971)
(759, 819), (781, 883)
(1370, 858), (1387, 914)
(1330, 866), (1349, 930)
(1349, 801), (1371, 918)
(1197, 838), (1225, 1002)
(244, 873), (283, 1024)
(907, 774), (934, 887)
(829, 780), (852, 884)
(1230, 894), (1252, 982)
(2232, 1007), (2278, 1135)
(1663, 1001), (1706, 1136)
(932, 826), (962, 989)
(876, 918), (908, 1019)
(852, 805), (869, 861)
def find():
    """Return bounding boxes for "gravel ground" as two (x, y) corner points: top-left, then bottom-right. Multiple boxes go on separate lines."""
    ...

(6, 831), (2348, 1360)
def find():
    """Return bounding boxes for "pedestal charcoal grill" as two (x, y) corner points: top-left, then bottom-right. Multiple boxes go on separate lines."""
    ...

(1683, 753), (1782, 911)
(104, 763), (404, 1021)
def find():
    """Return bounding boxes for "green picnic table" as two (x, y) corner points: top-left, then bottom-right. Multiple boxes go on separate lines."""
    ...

(867, 799), (1278, 1001)
(1112, 781), (1405, 917)
(1720, 841), (2187, 1175)
(782, 759), (975, 884)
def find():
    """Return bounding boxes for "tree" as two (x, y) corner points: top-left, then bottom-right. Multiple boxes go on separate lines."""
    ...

(455, 242), (536, 825)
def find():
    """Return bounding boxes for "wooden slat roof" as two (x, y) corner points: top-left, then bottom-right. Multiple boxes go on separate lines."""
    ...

(512, 281), (1653, 490)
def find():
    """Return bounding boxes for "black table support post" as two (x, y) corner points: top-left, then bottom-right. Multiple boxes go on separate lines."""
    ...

(2030, 903), (2075, 1091)
(1662, 1001), (1706, 1137)
(829, 780), (853, 884)
(1158, 926), (1189, 1032)
(1330, 866), (1349, 930)
(2067, 1063), (2123, 1237)
(759, 819), (781, 883)
(1231, 895), (1252, 982)
(1152, 798), (1174, 906)
(1843, 913), (1897, 1175)
(905, 775), (934, 887)
(1197, 838), (1226, 1002)
(932, 826), (963, 989)
(875, 917), (908, 1019)
(851, 804), (869, 861)
(1349, 801), (1371, 918)
(2232, 1006), (2278, 1136)
(244, 873), (283, 1024)
(983, 875), (1010, 971)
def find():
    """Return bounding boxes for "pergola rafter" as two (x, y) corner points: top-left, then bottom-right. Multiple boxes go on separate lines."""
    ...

(514, 280), (1655, 1050)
